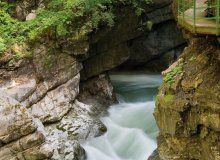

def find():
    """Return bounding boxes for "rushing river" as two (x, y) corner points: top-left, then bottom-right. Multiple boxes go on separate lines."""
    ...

(83, 74), (162, 160)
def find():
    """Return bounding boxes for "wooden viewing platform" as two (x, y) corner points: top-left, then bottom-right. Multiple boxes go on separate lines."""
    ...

(178, 0), (220, 35)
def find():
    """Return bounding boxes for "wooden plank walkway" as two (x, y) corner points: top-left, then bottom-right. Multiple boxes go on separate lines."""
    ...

(178, 0), (220, 35)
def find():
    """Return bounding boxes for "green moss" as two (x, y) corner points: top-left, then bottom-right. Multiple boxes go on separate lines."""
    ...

(156, 94), (175, 108)
(158, 94), (175, 107)
(163, 94), (175, 103)
(163, 62), (184, 84)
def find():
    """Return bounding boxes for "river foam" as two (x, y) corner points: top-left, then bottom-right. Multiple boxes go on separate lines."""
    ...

(83, 74), (162, 160)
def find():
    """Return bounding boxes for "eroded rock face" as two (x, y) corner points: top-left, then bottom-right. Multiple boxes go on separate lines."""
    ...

(0, 43), (114, 159)
(154, 38), (220, 160)
(0, 91), (37, 144)
(30, 75), (80, 123)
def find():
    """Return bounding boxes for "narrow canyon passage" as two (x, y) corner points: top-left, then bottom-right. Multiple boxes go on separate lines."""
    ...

(83, 74), (162, 160)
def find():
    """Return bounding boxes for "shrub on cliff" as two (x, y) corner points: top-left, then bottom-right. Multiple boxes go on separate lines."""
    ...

(0, 0), (152, 56)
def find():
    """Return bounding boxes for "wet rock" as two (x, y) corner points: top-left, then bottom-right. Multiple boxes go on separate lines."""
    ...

(55, 100), (107, 141)
(46, 128), (85, 160)
(148, 150), (161, 160)
(78, 74), (116, 116)
(43, 100), (107, 160)
(51, 139), (85, 160)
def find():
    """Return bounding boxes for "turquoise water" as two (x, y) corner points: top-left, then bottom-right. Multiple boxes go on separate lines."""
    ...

(83, 74), (162, 160)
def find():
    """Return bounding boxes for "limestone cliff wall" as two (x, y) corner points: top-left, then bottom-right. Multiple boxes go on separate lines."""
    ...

(154, 37), (220, 160)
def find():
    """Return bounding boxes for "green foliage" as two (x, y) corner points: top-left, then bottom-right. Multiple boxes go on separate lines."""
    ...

(0, 38), (7, 55)
(163, 63), (184, 84)
(0, 0), (152, 55)
(0, 2), (25, 54)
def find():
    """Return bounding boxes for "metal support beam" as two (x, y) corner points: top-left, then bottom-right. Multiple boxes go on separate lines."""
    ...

(216, 0), (220, 35)
(177, 0), (220, 35)
(193, 0), (196, 33)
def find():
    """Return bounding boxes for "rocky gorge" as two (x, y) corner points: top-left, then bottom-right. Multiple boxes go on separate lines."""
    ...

(1, 0), (216, 159)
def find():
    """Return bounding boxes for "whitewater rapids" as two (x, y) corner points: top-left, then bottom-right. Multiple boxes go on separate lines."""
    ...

(83, 74), (162, 160)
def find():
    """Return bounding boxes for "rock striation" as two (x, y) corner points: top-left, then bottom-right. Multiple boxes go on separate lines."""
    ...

(0, 43), (112, 159)
(154, 37), (220, 160)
